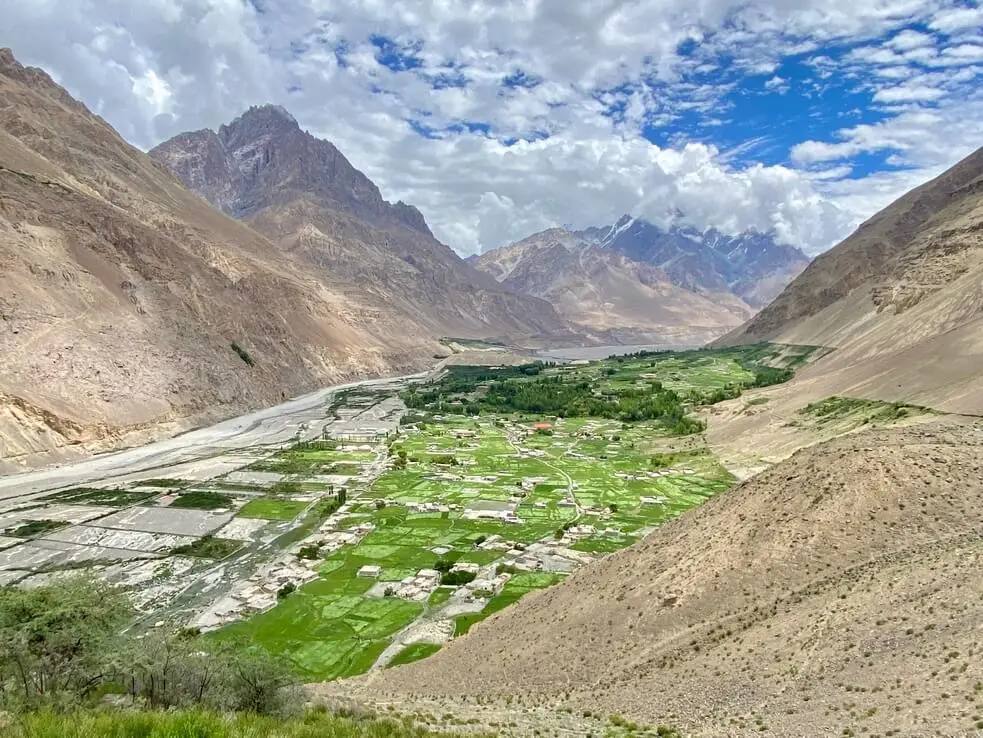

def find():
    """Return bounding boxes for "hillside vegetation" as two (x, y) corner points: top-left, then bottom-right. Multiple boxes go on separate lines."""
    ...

(5, 710), (485, 738)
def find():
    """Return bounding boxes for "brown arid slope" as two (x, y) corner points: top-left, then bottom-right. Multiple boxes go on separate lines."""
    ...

(328, 420), (983, 737)
(470, 228), (753, 345)
(716, 145), (983, 416)
(150, 106), (578, 348)
(0, 49), (573, 471)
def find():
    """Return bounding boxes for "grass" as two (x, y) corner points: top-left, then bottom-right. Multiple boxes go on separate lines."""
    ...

(214, 348), (797, 684)
(239, 498), (309, 521)
(214, 573), (424, 680)
(40, 488), (157, 506)
(799, 396), (934, 426)
(387, 642), (442, 668)
(4, 519), (69, 538)
(137, 479), (188, 488)
(171, 535), (241, 559)
(169, 490), (235, 510)
(6, 709), (485, 738)
(427, 587), (454, 608)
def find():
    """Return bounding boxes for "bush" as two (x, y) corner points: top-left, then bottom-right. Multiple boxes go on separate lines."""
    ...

(434, 558), (454, 573)
(277, 583), (296, 600)
(296, 545), (319, 560)
(230, 342), (255, 367)
(0, 576), (300, 715)
(439, 570), (477, 586)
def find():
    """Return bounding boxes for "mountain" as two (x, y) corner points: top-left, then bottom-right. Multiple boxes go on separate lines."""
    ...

(150, 106), (578, 347)
(341, 420), (983, 737)
(0, 50), (574, 471)
(149, 105), (431, 235)
(470, 217), (809, 345)
(582, 215), (811, 309)
(469, 228), (752, 345)
(717, 144), (983, 415)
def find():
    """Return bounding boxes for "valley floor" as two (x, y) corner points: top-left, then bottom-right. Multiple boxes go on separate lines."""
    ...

(0, 343), (959, 738)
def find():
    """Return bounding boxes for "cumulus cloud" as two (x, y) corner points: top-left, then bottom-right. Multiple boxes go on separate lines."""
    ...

(2, 0), (982, 257)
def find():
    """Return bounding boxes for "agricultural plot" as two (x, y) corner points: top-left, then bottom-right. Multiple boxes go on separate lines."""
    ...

(797, 396), (937, 431)
(0, 346), (816, 686)
(238, 498), (309, 521)
(225, 404), (736, 679)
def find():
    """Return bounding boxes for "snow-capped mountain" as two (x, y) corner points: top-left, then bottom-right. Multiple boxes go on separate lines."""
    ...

(577, 216), (810, 308)
(470, 216), (811, 344)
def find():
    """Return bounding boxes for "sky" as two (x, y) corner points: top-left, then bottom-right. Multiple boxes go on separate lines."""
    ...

(3, 1), (983, 256)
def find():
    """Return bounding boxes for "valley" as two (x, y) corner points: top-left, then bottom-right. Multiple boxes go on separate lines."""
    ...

(0, 344), (865, 693)
(2, 14), (983, 736)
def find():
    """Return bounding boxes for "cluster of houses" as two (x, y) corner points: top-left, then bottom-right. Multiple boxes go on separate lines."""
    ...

(462, 508), (522, 524)
(318, 521), (376, 552)
(405, 501), (460, 514)
(192, 555), (320, 631)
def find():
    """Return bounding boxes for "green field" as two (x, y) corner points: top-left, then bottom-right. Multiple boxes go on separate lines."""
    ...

(799, 396), (935, 427)
(41, 487), (158, 506)
(4, 519), (69, 538)
(218, 344), (817, 683)
(387, 642), (442, 667)
(239, 498), (309, 520)
(170, 490), (235, 510)
(172, 536), (241, 559)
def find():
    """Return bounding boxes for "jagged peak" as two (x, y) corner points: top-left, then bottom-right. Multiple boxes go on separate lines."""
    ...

(220, 104), (301, 138)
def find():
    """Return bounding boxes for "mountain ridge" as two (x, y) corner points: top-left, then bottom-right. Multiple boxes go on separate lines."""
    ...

(150, 106), (582, 349)
(0, 49), (578, 471)
(470, 217), (809, 345)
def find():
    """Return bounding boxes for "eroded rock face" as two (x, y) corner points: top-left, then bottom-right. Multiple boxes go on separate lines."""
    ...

(469, 219), (811, 344)
(151, 104), (432, 235)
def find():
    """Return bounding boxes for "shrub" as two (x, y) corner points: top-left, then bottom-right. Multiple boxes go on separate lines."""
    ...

(296, 545), (320, 560)
(277, 583), (296, 600)
(440, 571), (477, 586)
(230, 342), (255, 367)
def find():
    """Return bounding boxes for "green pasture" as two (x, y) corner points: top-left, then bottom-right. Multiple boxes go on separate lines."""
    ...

(41, 487), (158, 507)
(238, 498), (309, 521)
(387, 642), (442, 668)
(216, 347), (785, 683)
(454, 571), (565, 636)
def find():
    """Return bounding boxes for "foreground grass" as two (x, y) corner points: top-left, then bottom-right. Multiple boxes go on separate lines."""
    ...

(6, 709), (488, 738)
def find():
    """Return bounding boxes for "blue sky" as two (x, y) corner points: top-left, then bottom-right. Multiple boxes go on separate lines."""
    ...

(4, 0), (983, 255)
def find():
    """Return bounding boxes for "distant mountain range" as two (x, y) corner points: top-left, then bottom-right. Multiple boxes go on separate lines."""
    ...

(470, 215), (810, 344)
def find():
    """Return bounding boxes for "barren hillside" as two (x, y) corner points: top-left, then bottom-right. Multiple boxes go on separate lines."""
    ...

(0, 49), (574, 471)
(715, 146), (983, 416)
(470, 228), (752, 345)
(150, 106), (578, 348)
(336, 420), (983, 737)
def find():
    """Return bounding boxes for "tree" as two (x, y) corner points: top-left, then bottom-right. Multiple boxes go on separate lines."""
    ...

(0, 575), (132, 708)
(0, 576), (297, 715)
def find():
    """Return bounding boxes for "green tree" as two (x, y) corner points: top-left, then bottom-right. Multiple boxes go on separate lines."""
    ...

(0, 575), (132, 708)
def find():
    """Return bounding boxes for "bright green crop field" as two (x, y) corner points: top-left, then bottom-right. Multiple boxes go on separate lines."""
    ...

(216, 344), (820, 682)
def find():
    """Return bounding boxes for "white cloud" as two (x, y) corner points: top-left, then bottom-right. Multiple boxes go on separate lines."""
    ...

(929, 5), (983, 33)
(1, 0), (981, 258)
(886, 29), (936, 51)
(873, 83), (945, 102)
(764, 75), (790, 93)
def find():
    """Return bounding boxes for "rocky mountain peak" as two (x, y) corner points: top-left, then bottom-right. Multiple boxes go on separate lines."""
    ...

(151, 105), (432, 237)
(575, 215), (810, 308)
